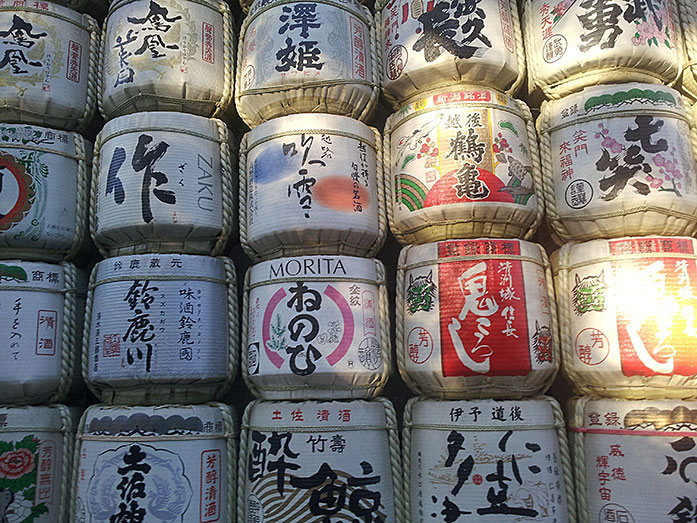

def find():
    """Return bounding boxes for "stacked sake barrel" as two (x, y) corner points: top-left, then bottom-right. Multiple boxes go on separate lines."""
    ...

(65, 0), (240, 520)
(519, 0), (697, 517)
(0, 2), (99, 519)
(234, 0), (406, 519)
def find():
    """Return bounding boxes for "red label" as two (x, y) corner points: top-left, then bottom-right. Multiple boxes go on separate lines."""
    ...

(66, 41), (81, 83)
(201, 449), (221, 522)
(202, 22), (214, 64)
(36, 310), (57, 356)
(433, 90), (492, 105)
(437, 240), (531, 377)
(609, 238), (697, 377)
(36, 441), (54, 503)
(349, 16), (367, 80)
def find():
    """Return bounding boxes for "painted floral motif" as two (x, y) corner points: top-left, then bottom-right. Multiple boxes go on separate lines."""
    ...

(0, 436), (48, 523)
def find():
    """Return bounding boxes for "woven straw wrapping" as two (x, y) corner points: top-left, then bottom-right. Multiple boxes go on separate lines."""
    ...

(90, 113), (235, 257)
(235, 0), (379, 128)
(239, 115), (386, 261)
(242, 257), (392, 399)
(237, 398), (406, 522)
(385, 86), (543, 245)
(98, 0), (235, 120)
(538, 85), (697, 244)
(396, 240), (559, 398)
(402, 396), (576, 522)
(377, 0), (526, 108)
(522, 0), (685, 99)
(81, 255), (239, 405)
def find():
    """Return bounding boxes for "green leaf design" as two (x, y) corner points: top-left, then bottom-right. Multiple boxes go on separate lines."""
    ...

(0, 441), (13, 454)
(401, 154), (416, 169)
(268, 314), (287, 353)
(23, 486), (35, 500)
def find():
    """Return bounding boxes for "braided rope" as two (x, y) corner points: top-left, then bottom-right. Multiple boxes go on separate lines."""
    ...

(234, 16), (255, 127)
(80, 14), (99, 132)
(516, 97), (544, 239)
(554, 245), (580, 390)
(401, 397), (415, 523)
(240, 268), (260, 397)
(370, 125), (387, 257)
(66, 133), (88, 261)
(521, 0), (538, 95)
(81, 266), (98, 398)
(537, 101), (563, 237)
(358, 6), (379, 123)
(69, 405), (88, 522)
(221, 257), (240, 398)
(238, 132), (256, 259)
(384, 116), (400, 244)
(237, 401), (255, 522)
(57, 405), (75, 523)
(395, 247), (423, 395)
(211, 402), (238, 521)
(89, 132), (110, 258)
(214, 0), (235, 118)
(374, 397), (406, 523)
(96, 16), (106, 119)
(50, 263), (77, 403)
(508, 0), (526, 95)
(679, 0), (697, 98)
(545, 395), (578, 523)
(669, 0), (687, 83)
(570, 398), (589, 523)
(689, 102), (697, 236)
(539, 245), (561, 392)
(212, 119), (234, 256)
(376, 260), (391, 396)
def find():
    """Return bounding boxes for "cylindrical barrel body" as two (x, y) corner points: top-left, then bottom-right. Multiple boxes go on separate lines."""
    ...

(244, 255), (390, 399)
(553, 236), (697, 398)
(0, 124), (90, 261)
(239, 398), (401, 522)
(84, 254), (238, 405)
(398, 239), (558, 398)
(92, 112), (234, 257)
(241, 114), (385, 260)
(0, 405), (78, 523)
(379, 0), (524, 106)
(404, 396), (573, 522)
(71, 403), (237, 523)
(570, 397), (697, 522)
(539, 83), (697, 243)
(235, 0), (378, 128)
(0, 260), (85, 404)
(0, 3), (98, 131)
(100, 0), (235, 119)
(386, 86), (542, 245)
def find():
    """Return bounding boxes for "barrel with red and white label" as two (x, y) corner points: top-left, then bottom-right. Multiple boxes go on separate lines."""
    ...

(244, 255), (390, 399)
(101, 0), (234, 120)
(92, 112), (234, 257)
(84, 254), (238, 405)
(0, 3), (98, 131)
(398, 239), (558, 398)
(0, 260), (85, 405)
(235, 0), (378, 128)
(0, 124), (90, 262)
(404, 396), (573, 522)
(379, 0), (524, 107)
(539, 84), (697, 244)
(570, 397), (697, 522)
(553, 236), (697, 398)
(386, 86), (542, 245)
(0, 405), (78, 523)
(240, 114), (385, 261)
(522, 0), (684, 98)
(71, 403), (236, 523)
(239, 398), (403, 522)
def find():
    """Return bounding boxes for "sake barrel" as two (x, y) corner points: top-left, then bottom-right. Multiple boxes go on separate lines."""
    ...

(404, 396), (574, 522)
(386, 86), (542, 245)
(71, 403), (237, 523)
(83, 254), (238, 405)
(235, 0), (378, 128)
(0, 3), (98, 131)
(243, 255), (390, 399)
(91, 112), (234, 257)
(379, 0), (525, 107)
(398, 239), (558, 398)
(569, 397), (697, 522)
(0, 405), (78, 523)
(522, 0), (684, 98)
(0, 124), (90, 262)
(553, 236), (697, 398)
(539, 83), (697, 244)
(0, 260), (85, 405)
(240, 114), (386, 260)
(239, 398), (404, 522)
(100, 0), (235, 120)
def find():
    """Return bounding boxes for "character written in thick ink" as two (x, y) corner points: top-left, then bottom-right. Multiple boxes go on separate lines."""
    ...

(275, 3), (325, 72)
(131, 134), (177, 224)
(248, 431), (300, 496)
(577, 0), (623, 52)
(452, 163), (490, 200)
(133, 33), (179, 59)
(0, 15), (47, 74)
(285, 281), (322, 375)
(111, 445), (151, 523)
(127, 0), (182, 32)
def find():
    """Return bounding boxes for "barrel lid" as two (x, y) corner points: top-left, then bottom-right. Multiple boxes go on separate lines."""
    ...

(0, 124), (77, 156)
(100, 112), (223, 145)
(247, 0), (366, 19)
(249, 255), (378, 286)
(0, 405), (77, 432)
(401, 239), (544, 268)
(0, 260), (65, 291)
(108, 0), (222, 15)
(94, 254), (227, 284)
(568, 397), (697, 430)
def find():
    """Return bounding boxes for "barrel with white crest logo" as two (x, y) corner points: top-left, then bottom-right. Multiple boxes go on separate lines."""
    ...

(397, 239), (558, 398)
(240, 114), (385, 261)
(0, 260), (85, 405)
(385, 86), (542, 245)
(0, 405), (78, 523)
(0, 124), (90, 262)
(522, 0), (684, 98)
(570, 397), (697, 522)
(238, 398), (403, 522)
(379, 0), (525, 107)
(0, 3), (98, 131)
(243, 255), (390, 399)
(83, 254), (238, 405)
(235, 0), (378, 128)
(553, 236), (697, 398)
(538, 83), (697, 244)
(404, 396), (573, 522)
(101, 0), (235, 120)
(71, 403), (237, 523)
(91, 112), (234, 257)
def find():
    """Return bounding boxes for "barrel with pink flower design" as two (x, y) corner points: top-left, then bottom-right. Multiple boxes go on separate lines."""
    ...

(538, 83), (697, 244)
